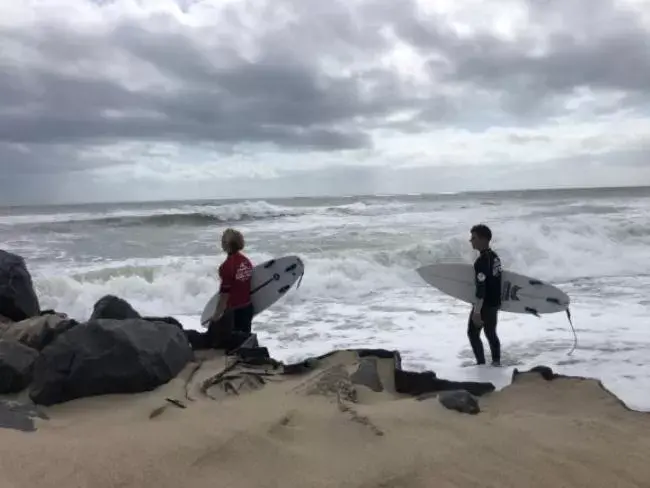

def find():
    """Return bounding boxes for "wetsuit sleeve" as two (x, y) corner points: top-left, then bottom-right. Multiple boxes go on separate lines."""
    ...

(474, 257), (488, 299)
(219, 260), (234, 294)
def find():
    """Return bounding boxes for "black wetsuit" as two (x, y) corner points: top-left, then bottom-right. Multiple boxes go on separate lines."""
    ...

(184, 305), (254, 352)
(467, 248), (502, 364)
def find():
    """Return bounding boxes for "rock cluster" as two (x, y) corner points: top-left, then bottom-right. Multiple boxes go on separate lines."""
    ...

(0, 249), (194, 405)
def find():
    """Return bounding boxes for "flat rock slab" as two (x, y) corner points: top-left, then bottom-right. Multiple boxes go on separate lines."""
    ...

(0, 400), (48, 432)
(350, 357), (384, 392)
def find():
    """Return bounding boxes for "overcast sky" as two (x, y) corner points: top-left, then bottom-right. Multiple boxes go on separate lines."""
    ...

(1, 0), (650, 204)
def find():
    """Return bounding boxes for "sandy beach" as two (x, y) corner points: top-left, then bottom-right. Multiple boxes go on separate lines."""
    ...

(1, 346), (649, 488)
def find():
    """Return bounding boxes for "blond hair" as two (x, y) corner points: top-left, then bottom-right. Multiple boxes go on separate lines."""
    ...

(221, 228), (245, 253)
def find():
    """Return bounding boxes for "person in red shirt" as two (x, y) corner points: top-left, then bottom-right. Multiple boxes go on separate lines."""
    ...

(205, 228), (254, 350)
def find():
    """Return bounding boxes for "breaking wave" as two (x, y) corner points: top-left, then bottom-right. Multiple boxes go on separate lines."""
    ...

(1, 199), (415, 229)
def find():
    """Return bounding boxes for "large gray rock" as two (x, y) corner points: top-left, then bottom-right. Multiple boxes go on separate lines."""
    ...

(0, 250), (40, 322)
(0, 339), (39, 394)
(90, 294), (141, 320)
(28, 318), (194, 406)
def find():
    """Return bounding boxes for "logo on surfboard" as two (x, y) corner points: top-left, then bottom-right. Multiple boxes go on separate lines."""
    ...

(502, 281), (521, 301)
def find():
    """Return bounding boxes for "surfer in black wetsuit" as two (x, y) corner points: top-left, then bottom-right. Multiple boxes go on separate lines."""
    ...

(468, 224), (502, 366)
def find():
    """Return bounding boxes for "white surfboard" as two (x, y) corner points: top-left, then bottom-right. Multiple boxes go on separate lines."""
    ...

(415, 263), (570, 315)
(200, 255), (305, 325)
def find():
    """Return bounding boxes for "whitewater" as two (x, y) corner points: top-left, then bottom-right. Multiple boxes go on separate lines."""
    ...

(2, 186), (649, 410)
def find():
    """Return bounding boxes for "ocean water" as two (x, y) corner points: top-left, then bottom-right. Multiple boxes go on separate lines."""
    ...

(2, 186), (650, 410)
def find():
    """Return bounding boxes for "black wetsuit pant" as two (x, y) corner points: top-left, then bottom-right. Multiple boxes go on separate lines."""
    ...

(467, 305), (501, 364)
(185, 303), (254, 351)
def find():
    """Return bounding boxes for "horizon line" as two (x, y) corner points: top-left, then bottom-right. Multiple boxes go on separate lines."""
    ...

(2, 183), (648, 209)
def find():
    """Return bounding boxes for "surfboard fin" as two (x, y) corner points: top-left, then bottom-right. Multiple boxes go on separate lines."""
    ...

(296, 270), (304, 289)
(524, 307), (540, 317)
(529, 305), (577, 356)
(295, 258), (305, 290)
(566, 307), (577, 356)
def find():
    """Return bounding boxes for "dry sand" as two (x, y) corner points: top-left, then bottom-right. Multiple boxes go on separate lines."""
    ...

(1, 348), (649, 488)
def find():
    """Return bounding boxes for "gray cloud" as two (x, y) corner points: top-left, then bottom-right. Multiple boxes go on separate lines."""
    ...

(393, 0), (650, 118)
(0, 2), (418, 150)
(0, 0), (649, 204)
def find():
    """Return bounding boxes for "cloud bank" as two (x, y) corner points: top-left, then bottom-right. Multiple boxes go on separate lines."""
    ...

(1, 0), (649, 203)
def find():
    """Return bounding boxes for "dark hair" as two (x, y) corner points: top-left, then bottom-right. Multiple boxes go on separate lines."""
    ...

(471, 224), (492, 241)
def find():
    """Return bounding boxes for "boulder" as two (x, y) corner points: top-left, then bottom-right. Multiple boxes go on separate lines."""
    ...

(0, 313), (78, 351)
(0, 340), (39, 394)
(0, 250), (40, 322)
(90, 295), (140, 320)
(142, 316), (184, 330)
(29, 318), (194, 406)
(438, 390), (480, 415)
(512, 365), (557, 381)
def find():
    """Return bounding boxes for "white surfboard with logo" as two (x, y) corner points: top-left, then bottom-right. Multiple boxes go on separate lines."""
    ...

(415, 263), (570, 315)
(200, 255), (305, 325)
